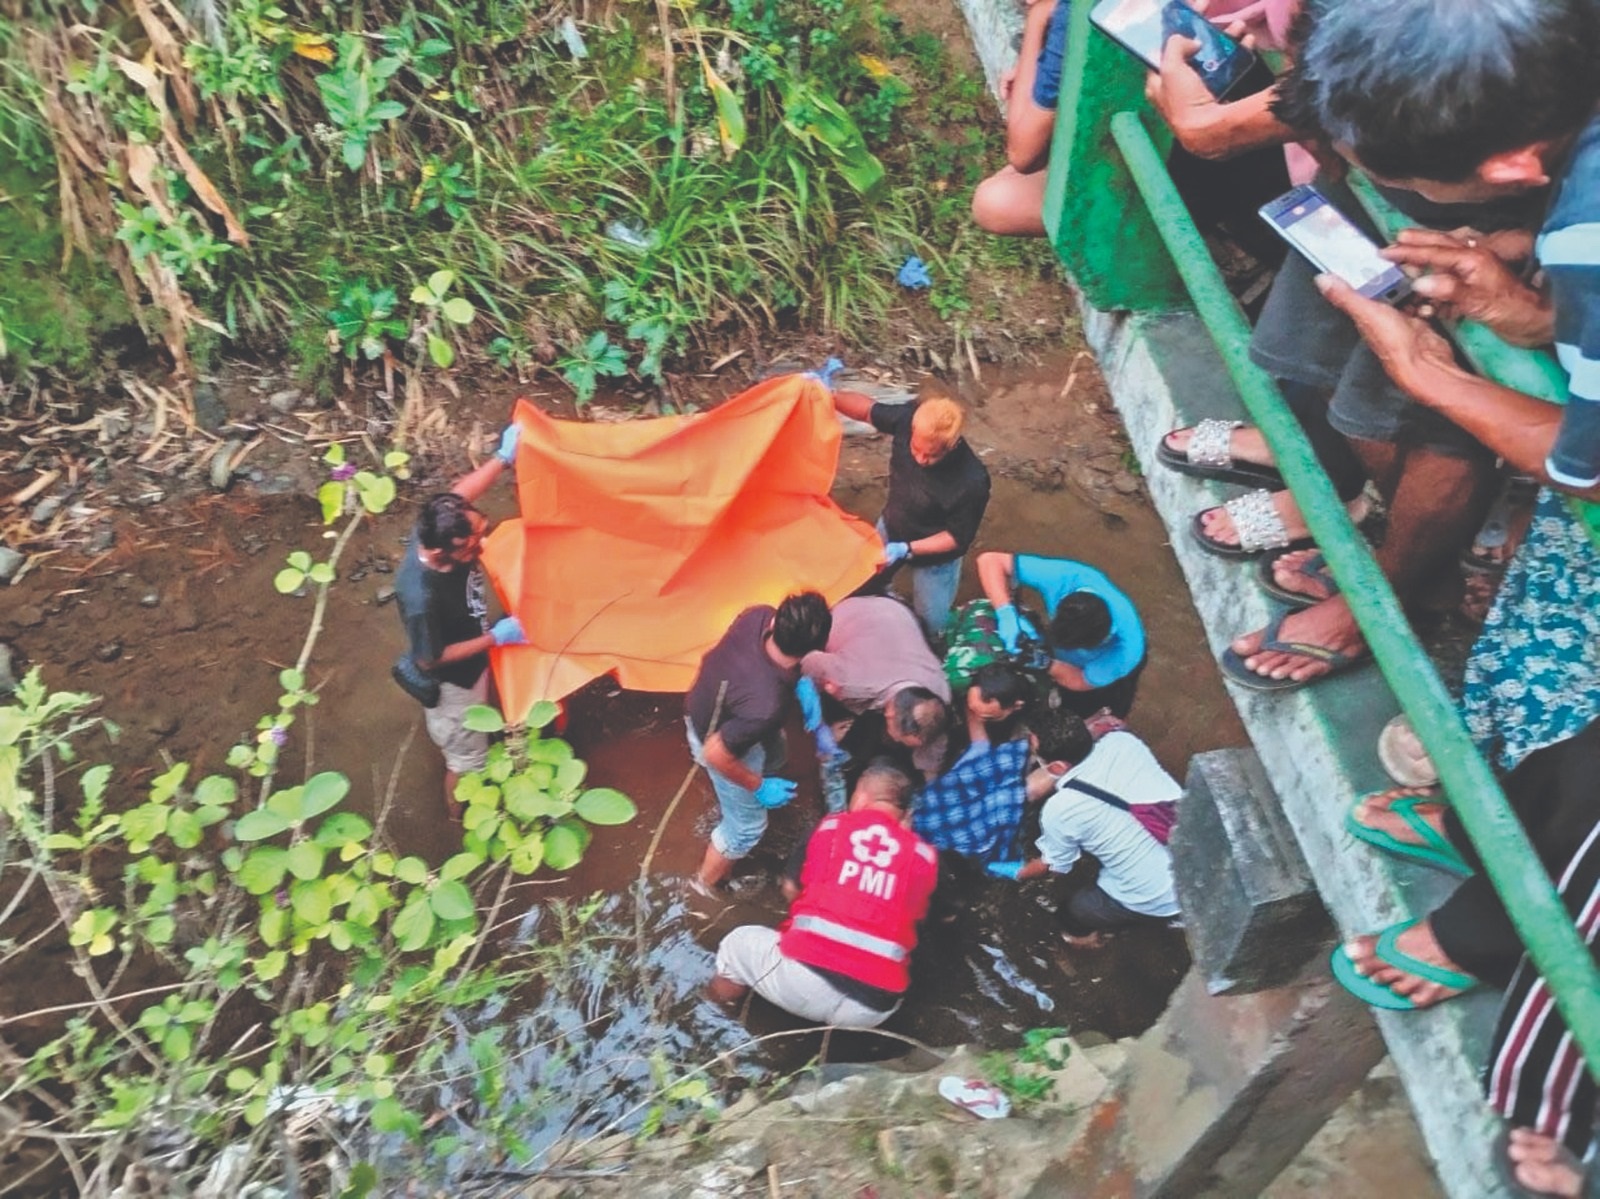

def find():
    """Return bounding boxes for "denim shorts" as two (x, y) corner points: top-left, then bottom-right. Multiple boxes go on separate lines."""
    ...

(686, 719), (781, 859)
(1250, 175), (1541, 459)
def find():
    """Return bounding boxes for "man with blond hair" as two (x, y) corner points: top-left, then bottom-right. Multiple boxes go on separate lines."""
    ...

(829, 389), (991, 637)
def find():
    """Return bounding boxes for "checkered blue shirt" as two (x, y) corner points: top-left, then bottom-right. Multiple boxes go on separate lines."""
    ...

(911, 738), (1030, 864)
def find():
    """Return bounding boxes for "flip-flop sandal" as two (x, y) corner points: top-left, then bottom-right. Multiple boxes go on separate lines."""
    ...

(1156, 419), (1284, 489)
(1346, 790), (1471, 877)
(1191, 489), (1315, 559)
(1329, 920), (1479, 1011)
(1256, 549), (1340, 610)
(1218, 607), (1372, 693)
(938, 1076), (1012, 1119)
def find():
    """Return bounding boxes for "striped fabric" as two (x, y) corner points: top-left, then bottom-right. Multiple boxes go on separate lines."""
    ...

(1486, 819), (1600, 1153)
(1539, 116), (1600, 488)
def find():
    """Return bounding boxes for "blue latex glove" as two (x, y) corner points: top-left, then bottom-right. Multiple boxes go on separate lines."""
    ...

(897, 256), (932, 290)
(985, 860), (1025, 881)
(754, 777), (797, 810)
(490, 616), (527, 646)
(806, 356), (845, 390)
(995, 604), (1023, 654)
(814, 724), (843, 760)
(794, 677), (823, 732)
(496, 424), (520, 465)
(882, 541), (911, 566)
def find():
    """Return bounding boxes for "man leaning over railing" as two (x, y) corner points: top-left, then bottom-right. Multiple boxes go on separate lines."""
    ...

(1271, 0), (1600, 1191)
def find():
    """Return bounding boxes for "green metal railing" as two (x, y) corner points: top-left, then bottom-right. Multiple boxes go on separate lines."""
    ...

(1040, 0), (1600, 1076)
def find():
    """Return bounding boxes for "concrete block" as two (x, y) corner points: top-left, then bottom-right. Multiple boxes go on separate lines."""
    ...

(1171, 749), (1331, 994)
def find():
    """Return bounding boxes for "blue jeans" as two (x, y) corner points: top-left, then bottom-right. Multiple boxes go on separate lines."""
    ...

(877, 518), (962, 637)
(685, 720), (777, 859)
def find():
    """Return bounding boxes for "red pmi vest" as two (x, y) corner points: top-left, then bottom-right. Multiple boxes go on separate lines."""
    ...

(779, 809), (939, 993)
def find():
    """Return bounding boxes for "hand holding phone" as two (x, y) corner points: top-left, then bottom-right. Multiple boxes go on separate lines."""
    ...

(1259, 186), (1413, 304)
(1090, 0), (1262, 100)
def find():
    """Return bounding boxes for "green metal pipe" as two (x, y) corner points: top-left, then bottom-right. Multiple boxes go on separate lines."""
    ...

(1109, 109), (1600, 1069)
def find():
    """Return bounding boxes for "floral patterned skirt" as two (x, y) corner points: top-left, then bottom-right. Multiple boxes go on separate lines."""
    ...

(1463, 490), (1600, 773)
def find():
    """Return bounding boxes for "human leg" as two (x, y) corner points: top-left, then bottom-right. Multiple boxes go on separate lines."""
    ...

(971, 166), (1049, 237)
(686, 722), (769, 889)
(1058, 885), (1161, 938)
(714, 926), (893, 1027)
(425, 674), (490, 817)
(911, 555), (963, 638)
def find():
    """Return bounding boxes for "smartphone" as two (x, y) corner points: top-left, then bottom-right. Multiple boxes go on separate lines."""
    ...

(1258, 186), (1413, 303)
(1089, 0), (1261, 100)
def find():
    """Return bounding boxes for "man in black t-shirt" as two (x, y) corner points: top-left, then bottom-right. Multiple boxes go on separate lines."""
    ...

(830, 389), (991, 637)
(686, 592), (833, 893)
(394, 424), (527, 817)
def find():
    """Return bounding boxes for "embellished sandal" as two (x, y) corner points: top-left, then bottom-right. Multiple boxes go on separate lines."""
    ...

(1157, 419), (1284, 488)
(1191, 488), (1314, 559)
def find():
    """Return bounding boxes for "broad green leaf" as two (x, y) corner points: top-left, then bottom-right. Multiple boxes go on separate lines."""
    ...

(409, 283), (436, 304)
(278, 669), (305, 694)
(235, 807), (292, 842)
(526, 700), (560, 730)
(288, 550), (313, 571)
(238, 846), (289, 894)
(702, 57), (747, 156)
(427, 332), (454, 369)
(301, 772), (350, 820)
(145, 915), (176, 945)
(574, 787), (636, 826)
(428, 879), (474, 921)
(439, 851), (482, 882)
(314, 811), (373, 848)
(121, 803), (168, 849)
(319, 481), (345, 524)
(265, 786), (304, 823)
(371, 99), (406, 121)
(384, 450), (410, 470)
(274, 568), (306, 594)
(357, 475), (396, 514)
(226, 744), (255, 770)
(461, 705), (504, 734)
(167, 808), (203, 849)
(543, 822), (583, 870)
(347, 885), (383, 927)
(254, 949), (288, 982)
(309, 562), (335, 585)
(392, 898), (434, 951)
(428, 269), (454, 297)
(554, 758), (587, 793)
(291, 878), (333, 925)
(527, 738), (574, 764)
(440, 296), (474, 325)
(149, 762), (189, 802)
(324, 443), (346, 466)
(82, 763), (112, 805)
(509, 833), (544, 874)
(225, 1067), (257, 1092)
(329, 922), (353, 951)
(0, 709), (24, 747)
(162, 1025), (193, 1062)
(286, 840), (326, 881)
(370, 1096), (417, 1135)
(393, 856), (428, 885)
(259, 903), (287, 945)
(194, 774), (236, 808)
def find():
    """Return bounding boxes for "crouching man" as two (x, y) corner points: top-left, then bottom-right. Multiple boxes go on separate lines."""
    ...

(709, 761), (938, 1028)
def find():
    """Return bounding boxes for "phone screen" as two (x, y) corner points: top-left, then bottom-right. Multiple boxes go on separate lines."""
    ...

(1264, 190), (1411, 300)
(1090, 0), (1254, 98)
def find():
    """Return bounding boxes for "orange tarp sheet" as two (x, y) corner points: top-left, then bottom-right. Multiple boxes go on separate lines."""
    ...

(481, 374), (882, 721)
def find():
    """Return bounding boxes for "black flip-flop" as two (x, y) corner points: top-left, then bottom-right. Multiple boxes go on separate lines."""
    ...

(1156, 426), (1284, 489)
(1257, 549), (1340, 609)
(1219, 608), (1371, 692)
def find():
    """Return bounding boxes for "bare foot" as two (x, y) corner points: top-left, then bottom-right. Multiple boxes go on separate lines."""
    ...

(1508, 1128), (1585, 1197)
(1200, 493), (1369, 551)
(1350, 786), (1446, 847)
(1229, 596), (1368, 684)
(1164, 424), (1276, 469)
(1270, 549), (1339, 604)
(1342, 919), (1471, 1008)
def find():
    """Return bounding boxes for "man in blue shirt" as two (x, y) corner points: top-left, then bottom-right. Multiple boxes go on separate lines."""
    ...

(975, 550), (1147, 716)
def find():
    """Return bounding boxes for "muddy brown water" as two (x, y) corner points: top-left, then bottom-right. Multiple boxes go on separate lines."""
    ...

(1, 352), (1246, 1165)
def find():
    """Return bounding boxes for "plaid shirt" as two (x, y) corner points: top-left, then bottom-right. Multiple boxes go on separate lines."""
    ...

(911, 738), (1030, 864)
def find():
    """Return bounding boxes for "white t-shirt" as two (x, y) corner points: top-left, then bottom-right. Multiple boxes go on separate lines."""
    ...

(1036, 731), (1180, 917)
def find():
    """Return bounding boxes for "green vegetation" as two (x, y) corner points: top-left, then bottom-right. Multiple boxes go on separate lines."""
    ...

(981, 1025), (1072, 1109)
(0, 0), (1052, 397)
(0, 445), (661, 1193)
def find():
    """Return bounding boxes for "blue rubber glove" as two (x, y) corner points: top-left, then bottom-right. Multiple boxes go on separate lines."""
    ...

(794, 677), (823, 732)
(753, 777), (797, 810)
(814, 724), (843, 760)
(490, 616), (527, 646)
(496, 424), (520, 465)
(995, 604), (1023, 654)
(806, 356), (845, 391)
(985, 860), (1024, 881)
(882, 541), (911, 566)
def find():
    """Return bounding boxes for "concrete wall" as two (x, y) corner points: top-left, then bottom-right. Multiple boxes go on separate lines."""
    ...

(948, 4), (1522, 1195)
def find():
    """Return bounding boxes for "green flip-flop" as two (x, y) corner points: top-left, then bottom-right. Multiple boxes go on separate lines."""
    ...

(1330, 920), (1480, 1011)
(1345, 791), (1472, 878)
